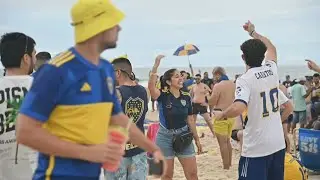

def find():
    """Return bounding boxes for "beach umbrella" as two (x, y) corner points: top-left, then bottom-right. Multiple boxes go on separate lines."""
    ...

(173, 44), (200, 65)
(173, 44), (199, 75)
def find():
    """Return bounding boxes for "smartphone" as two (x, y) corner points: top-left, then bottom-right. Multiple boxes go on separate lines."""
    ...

(148, 156), (163, 176)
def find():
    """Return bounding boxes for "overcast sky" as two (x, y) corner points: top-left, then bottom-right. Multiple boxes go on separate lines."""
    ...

(0, 0), (319, 68)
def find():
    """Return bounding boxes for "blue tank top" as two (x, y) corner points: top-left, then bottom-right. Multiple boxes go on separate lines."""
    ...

(118, 85), (148, 157)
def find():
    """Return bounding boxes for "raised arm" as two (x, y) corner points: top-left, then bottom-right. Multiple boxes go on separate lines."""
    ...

(145, 87), (151, 103)
(148, 55), (165, 100)
(244, 21), (277, 63)
(306, 59), (320, 73)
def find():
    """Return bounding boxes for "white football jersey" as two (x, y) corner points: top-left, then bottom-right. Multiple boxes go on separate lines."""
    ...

(235, 60), (285, 157)
(0, 76), (36, 180)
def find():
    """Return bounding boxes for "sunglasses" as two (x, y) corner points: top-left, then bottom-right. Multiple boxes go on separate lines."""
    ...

(115, 69), (136, 80)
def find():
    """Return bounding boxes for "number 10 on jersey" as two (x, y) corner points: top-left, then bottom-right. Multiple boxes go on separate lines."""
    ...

(260, 88), (279, 117)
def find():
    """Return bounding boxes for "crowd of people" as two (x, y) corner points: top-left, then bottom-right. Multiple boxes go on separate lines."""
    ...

(0, 0), (319, 180)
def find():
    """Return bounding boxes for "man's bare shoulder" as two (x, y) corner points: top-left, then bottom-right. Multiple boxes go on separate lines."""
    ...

(214, 81), (235, 93)
(216, 80), (235, 87)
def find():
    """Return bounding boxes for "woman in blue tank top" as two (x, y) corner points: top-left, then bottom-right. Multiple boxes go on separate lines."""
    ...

(148, 55), (202, 180)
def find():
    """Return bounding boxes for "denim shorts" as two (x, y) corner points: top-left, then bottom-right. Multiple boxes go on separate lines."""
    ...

(104, 152), (147, 180)
(156, 125), (195, 159)
(293, 111), (307, 124)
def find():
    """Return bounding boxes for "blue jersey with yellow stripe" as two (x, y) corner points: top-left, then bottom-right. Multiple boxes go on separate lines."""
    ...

(20, 47), (122, 179)
(157, 90), (192, 129)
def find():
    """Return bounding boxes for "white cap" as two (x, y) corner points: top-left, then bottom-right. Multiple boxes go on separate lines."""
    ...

(299, 77), (306, 82)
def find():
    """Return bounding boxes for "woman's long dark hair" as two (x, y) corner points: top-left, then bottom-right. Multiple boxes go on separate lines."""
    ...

(160, 68), (177, 90)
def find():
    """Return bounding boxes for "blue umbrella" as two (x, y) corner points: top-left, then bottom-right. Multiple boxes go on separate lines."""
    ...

(173, 44), (200, 57)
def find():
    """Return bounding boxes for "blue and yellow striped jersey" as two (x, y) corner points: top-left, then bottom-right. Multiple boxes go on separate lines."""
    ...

(20, 47), (122, 179)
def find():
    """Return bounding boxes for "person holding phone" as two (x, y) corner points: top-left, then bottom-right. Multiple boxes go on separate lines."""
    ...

(148, 55), (202, 180)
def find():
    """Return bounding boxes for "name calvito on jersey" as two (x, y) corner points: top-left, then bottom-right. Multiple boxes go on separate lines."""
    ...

(255, 69), (274, 79)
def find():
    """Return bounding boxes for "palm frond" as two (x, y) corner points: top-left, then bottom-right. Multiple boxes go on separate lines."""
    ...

(6, 97), (24, 125)
(5, 97), (24, 165)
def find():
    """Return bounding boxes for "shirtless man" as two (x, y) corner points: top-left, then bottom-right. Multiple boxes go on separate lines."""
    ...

(208, 67), (235, 169)
(190, 74), (215, 136)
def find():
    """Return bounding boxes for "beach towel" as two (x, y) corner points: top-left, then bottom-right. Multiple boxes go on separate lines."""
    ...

(147, 123), (160, 156)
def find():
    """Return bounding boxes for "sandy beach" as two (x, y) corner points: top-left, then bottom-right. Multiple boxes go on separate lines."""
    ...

(146, 111), (239, 180)
(145, 111), (320, 180)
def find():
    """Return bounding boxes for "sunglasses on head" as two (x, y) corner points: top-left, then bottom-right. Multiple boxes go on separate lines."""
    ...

(115, 69), (136, 81)
(24, 35), (28, 54)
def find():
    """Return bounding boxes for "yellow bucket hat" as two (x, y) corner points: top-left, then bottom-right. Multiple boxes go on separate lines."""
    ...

(71, 0), (125, 43)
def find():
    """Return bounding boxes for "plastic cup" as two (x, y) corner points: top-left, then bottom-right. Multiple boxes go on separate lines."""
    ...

(102, 125), (128, 172)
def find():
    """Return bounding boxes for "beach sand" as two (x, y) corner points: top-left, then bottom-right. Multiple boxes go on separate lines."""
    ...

(145, 111), (320, 180)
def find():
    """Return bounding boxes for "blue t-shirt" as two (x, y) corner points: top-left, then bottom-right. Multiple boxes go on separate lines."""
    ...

(157, 90), (192, 129)
(19, 47), (122, 179)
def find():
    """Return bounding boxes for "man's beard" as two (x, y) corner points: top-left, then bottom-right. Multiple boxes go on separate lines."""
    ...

(103, 42), (117, 50)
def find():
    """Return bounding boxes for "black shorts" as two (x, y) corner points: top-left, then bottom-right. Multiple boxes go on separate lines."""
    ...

(231, 129), (240, 141)
(192, 103), (207, 115)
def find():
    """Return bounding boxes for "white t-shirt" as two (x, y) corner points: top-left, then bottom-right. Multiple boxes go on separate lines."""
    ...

(279, 90), (289, 105)
(0, 76), (36, 180)
(235, 60), (285, 157)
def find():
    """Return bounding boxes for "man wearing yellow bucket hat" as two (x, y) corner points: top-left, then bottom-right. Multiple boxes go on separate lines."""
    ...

(15, 0), (164, 179)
